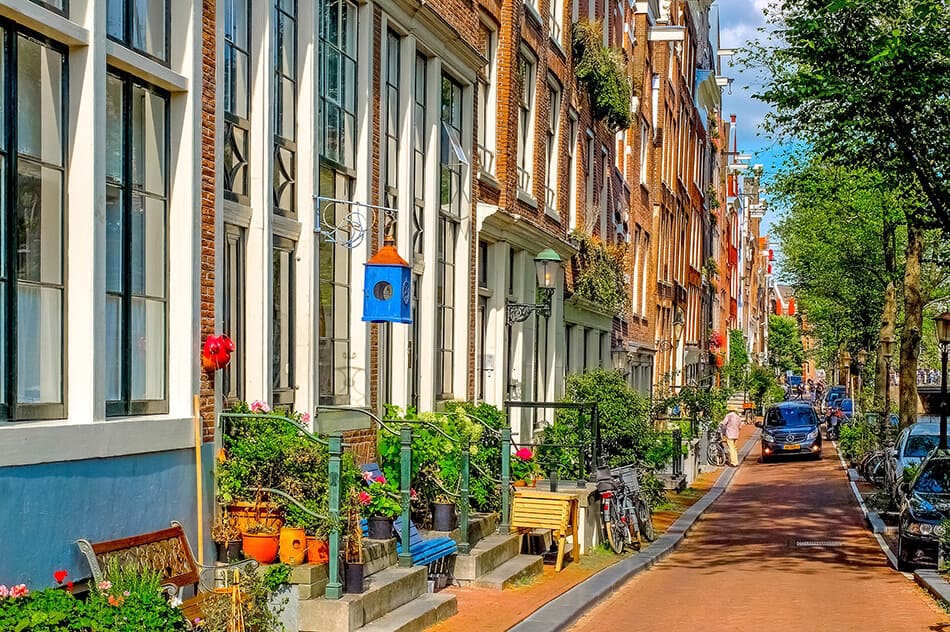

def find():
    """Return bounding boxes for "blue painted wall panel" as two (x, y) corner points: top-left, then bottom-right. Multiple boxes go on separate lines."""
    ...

(0, 449), (199, 587)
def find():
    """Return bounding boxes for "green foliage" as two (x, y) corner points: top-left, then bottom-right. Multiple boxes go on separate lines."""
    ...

(570, 232), (628, 313)
(200, 563), (288, 632)
(445, 402), (506, 513)
(360, 475), (403, 519)
(768, 315), (805, 374)
(0, 587), (85, 632)
(572, 20), (632, 131)
(541, 369), (654, 475)
(653, 382), (733, 432)
(722, 329), (750, 389)
(838, 418), (879, 463)
(747, 365), (784, 409)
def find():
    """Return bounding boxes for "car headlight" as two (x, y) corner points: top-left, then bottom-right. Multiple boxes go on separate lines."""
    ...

(763, 433), (774, 442)
(936, 524), (946, 537)
(908, 522), (922, 534)
(920, 523), (934, 535)
(806, 429), (818, 440)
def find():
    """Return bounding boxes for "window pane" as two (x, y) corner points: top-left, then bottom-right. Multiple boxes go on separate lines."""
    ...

(15, 162), (62, 285)
(333, 341), (348, 396)
(0, 32), (5, 152)
(278, 14), (295, 77)
(16, 285), (62, 403)
(280, 78), (295, 140)
(272, 246), (293, 390)
(129, 195), (165, 297)
(132, 0), (167, 61)
(334, 285), (348, 338)
(105, 294), (122, 400)
(130, 297), (165, 400)
(105, 185), (123, 292)
(132, 85), (166, 195)
(107, 0), (125, 41)
(106, 75), (124, 183)
(17, 37), (63, 165)
(234, 51), (249, 119)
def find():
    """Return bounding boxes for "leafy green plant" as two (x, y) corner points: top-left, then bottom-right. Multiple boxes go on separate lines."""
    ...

(572, 20), (632, 130)
(511, 448), (543, 483)
(570, 232), (628, 313)
(838, 418), (878, 463)
(358, 473), (403, 518)
(747, 365), (784, 409)
(0, 583), (84, 632)
(445, 401), (506, 513)
(82, 559), (188, 631)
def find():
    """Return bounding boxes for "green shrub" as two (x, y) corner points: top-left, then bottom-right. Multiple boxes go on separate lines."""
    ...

(838, 418), (878, 463)
(572, 20), (632, 130)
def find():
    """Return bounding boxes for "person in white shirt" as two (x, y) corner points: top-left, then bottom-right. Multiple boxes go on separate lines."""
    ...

(719, 410), (743, 467)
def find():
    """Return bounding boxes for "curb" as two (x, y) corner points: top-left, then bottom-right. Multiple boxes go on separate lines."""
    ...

(507, 431), (760, 632)
(915, 570), (950, 605)
(834, 442), (899, 568)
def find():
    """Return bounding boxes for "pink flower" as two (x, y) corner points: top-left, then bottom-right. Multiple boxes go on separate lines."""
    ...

(0, 585), (9, 598)
(98, 580), (112, 591)
(358, 490), (372, 505)
(301, 412), (311, 423)
(250, 400), (270, 413)
(375, 475), (387, 485)
(514, 448), (534, 461)
(10, 584), (29, 598)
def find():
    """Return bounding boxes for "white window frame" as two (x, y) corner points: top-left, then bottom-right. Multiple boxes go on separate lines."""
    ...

(516, 49), (536, 196)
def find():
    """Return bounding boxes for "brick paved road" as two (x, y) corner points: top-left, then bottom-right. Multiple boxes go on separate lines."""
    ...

(571, 439), (950, 632)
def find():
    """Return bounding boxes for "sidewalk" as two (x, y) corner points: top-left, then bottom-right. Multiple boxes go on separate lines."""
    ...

(428, 424), (757, 632)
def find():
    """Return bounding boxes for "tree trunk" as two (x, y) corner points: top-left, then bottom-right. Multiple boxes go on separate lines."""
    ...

(899, 224), (924, 430)
(877, 280), (898, 405)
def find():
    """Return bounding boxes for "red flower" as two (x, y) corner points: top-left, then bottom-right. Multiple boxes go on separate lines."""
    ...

(358, 490), (372, 505)
(66, 581), (74, 593)
(514, 448), (534, 461)
(53, 570), (68, 584)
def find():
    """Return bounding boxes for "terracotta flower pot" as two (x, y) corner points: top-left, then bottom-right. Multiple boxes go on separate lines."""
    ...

(278, 526), (307, 565)
(307, 537), (329, 565)
(242, 531), (279, 564)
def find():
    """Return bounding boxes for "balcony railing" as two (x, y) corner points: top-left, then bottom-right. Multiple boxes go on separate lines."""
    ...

(548, 11), (562, 44)
(477, 144), (496, 176)
(517, 166), (533, 194)
(544, 183), (556, 212)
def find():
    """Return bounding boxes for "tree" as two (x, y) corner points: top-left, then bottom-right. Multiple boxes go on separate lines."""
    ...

(769, 315), (804, 375)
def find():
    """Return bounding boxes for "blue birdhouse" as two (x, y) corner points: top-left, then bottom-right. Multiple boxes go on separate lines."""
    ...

(362, 238), (412, 324)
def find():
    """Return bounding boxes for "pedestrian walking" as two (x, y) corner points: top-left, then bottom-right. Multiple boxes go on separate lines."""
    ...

(719, 410), (743, 467)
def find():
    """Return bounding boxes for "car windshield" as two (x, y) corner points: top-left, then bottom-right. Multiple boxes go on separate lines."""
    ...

(914, 460), (950, 494)
(765, 407), (815, 427)
(906, 435), (939, 458)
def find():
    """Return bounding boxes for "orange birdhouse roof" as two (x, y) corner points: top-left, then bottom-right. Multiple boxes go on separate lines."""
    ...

(367, 239), (409, 266)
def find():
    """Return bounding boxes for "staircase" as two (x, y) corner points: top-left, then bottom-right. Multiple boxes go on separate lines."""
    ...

(452, 513), (543, 590)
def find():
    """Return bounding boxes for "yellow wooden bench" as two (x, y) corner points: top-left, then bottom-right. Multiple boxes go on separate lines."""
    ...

(510, 490), (579, 571)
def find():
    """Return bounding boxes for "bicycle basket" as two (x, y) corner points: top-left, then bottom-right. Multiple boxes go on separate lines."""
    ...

(613, 464), (641, 494)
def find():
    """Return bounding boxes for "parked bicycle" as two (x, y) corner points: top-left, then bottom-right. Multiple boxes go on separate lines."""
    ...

(707, 428), (727, 467)
(596, 464), (656, 554)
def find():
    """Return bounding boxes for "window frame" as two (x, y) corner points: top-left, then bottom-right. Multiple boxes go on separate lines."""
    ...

(318, 0), (358, 172)
(105, 68), (170, 417)
(222, 224), (245, 402)
(516, 50), (536, 194)
(272, 235), (296, 406)
(223, 0), (251, 204)
(0, 28), (69, 422)
(107, 0), (171, 65)
(273, 0), (298, 218)
(30, 0), (67, 16)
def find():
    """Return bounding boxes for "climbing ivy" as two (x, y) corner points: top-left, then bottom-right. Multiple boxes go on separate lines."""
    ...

(571, 232), (627, 314)
(572, 20), (632, 131)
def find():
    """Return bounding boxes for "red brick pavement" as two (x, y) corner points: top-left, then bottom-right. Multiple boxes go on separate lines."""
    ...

(571, 439), (950, 632)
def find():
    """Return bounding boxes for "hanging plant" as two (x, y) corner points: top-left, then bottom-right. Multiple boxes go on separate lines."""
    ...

(570, 232), (628, 313)
(572, 20), (632, 131)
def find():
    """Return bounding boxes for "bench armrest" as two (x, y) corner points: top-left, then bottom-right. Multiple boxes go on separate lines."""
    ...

(195, 559), (260, 592)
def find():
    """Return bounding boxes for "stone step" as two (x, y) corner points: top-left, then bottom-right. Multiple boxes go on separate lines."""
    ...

(428, 512), (499, 549)
(470, 554), (543, 590)
(363, 537), (398, 577)
(454, 534), (520, 582)
(358, 593), (457, 632)
(298, 565), (427, 632)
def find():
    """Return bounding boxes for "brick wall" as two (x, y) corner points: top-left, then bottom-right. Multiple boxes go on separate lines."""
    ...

(344, 428), (378, 466)
(199, 0), (216, 443)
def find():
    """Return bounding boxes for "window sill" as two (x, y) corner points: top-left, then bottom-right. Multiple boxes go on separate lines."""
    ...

(106, 41), (189, 93)
(544, 203), (561, 223)
(516, 189), (538, 209)
(478, 170), (501, 191)
(549, 35), (566, 59)
(0, 415), (196, 467)
(0, 0), (89, 45)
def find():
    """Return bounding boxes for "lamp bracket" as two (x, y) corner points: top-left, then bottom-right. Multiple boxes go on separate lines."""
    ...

(314, 196), (398, 248)
(506, 288), (554, 325)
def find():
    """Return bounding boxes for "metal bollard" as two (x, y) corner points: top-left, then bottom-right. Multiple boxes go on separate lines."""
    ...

(399, 425), (413, 567)
(326, 434), (343, 599)
(459, 443), (470, 554)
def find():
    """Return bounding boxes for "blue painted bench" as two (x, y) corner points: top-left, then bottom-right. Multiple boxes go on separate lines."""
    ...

(360, 463), (458, 571)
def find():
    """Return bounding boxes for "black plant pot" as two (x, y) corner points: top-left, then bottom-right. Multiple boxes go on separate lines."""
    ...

(344, 562), (365, 594)
(216, 540), (243, 563)
(367, 516), (394, 540)
(432, 503), (456, 532)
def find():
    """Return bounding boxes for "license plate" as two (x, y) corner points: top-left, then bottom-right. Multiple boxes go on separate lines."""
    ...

(784, 444), (801, 451)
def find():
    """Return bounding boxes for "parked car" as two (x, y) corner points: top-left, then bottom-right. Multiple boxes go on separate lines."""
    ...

(893, 422), (940, 478)
(824, 385), (847, 410)
(757, 401), (822, 461)
(897, 451), (950, 570)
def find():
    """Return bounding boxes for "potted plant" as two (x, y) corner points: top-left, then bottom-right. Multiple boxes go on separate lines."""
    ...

(344, 491), (365, 594)
(511, 447), (542, 486)
(211, 506), (243, 563)
(241, 495), (281, 564)
(307, 511), (332, 565)
(359, 472), (402, 539)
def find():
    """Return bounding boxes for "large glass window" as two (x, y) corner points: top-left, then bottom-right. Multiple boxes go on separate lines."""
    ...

(384, 30), (400, 208)
(437, 216), (457, 399)
(319, 0), (357, 169)
(32, 0), (66, 15)
(107, 0), (169, 63)
(545, 79), (560, 213)
(273, 0), (297, 216)
(222, 225), (245, 402)
(476, 27), (496, 176)
(272, 236), (295, 405)
(105, 71), (168, 416)
(0, 33), (66, 421)
(408, 54), (427, 409)
(440, 75), (464, 218)
(223, 0), (250, 203)
(516, 52), (535, 193)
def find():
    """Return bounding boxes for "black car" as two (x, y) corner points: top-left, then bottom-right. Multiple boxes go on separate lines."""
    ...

(757, 402), (822, 462)
(897, 451), (950, 570)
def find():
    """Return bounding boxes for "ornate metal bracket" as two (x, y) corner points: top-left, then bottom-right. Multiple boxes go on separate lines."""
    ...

(506, 288), (554, 325)
(314, 196), (398, 249)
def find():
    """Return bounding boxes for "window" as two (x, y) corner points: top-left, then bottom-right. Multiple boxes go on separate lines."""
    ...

(0, 33), (66, 421)
(548, 0), (563, 44)
(639, 120), (649, 185)
(105, 71), (168, 416)
(222, 225), (245, 402)
(438, 74), (463, 399)
(317, 167), (352, 405)
(223, 0), (250, 203)
(319, 0), (357, 169)
(274, 0), (297, 217)
(272, 236), (295, 405)
(476, 26), (497, 176)
(107, 0), (169, 63)
(440, 75), (464, 218)
(584, 129), (594, 219)
(32, 0), (66, 15)
(516, 52), (535, 194)
(567, 112), (578, 231)
(384, 30), (401, 208)
(408, 54), (426, 409)
(545, 79), (560, 214)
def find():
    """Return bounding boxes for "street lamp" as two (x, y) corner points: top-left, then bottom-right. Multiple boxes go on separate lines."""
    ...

(506, 249), (562, 325)
(935, 312), (950, 451)
(656, 310), (685, 352)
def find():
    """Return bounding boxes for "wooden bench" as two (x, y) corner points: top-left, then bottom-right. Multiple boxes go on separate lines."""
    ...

(77, 521), (254, 624)
(510, 490), (578, 571)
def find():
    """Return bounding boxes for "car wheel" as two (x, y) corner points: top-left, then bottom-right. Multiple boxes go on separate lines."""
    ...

(897, 535), (914, 572)
(812, 451), (822, 460)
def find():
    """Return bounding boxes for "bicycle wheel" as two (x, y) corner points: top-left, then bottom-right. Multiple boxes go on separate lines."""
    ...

(603, 499), (625, 554)
(635, 498), (656, 542)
